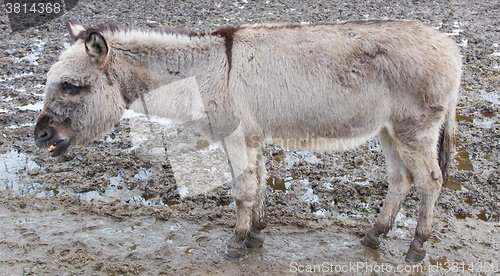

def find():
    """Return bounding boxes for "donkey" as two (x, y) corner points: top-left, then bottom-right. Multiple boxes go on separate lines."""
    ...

(34, 19), (461, 263)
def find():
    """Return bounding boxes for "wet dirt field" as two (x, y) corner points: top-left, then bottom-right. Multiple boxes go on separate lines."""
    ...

(0, 0), (499, 275)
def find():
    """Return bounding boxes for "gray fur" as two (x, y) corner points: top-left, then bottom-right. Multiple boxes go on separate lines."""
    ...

(34, 20), (461, 262)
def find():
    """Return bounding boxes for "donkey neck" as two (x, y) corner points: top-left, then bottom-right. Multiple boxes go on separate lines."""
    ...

(107, 30), (227, 105)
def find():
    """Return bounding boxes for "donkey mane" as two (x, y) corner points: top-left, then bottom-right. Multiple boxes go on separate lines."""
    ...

(77, 19), (404, 42)
(93, 22), (206, 37)
(69, 21), (207, 44)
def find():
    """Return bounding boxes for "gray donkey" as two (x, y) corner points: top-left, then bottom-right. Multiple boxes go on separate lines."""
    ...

(34, 19), (461, 263)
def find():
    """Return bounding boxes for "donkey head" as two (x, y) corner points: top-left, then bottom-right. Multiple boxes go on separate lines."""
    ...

(34, 21), (125, 156)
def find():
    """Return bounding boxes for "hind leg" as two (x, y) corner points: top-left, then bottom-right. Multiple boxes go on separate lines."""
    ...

(362, 127), (413, 249)
(388, 122), (444, 263)
(398, 146), (443, 263)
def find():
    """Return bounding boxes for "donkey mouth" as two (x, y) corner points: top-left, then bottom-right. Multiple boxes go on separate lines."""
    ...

(47, 138), (70, 157)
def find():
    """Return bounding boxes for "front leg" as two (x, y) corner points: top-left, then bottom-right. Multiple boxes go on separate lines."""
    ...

(244, 148), (268, 249)
(221, 129), (262, 259)
(225, 195), (256, 259)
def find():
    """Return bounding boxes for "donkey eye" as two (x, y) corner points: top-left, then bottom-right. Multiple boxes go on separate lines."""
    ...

(61, 82), (84, 95)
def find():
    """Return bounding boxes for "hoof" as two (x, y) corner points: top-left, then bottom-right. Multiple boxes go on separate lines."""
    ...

(405, 248), (426, 263)
(361, 228), (381, 249)
(224, 234), (247, 260)
(405, 239), (426, 263)
(244, 231), (264, 249)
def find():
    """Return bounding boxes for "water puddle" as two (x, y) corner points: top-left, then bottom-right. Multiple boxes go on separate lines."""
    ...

(479, 90), (500, 105)
(266, 175), (301, 192)
(429, 256), (452, 270)
(13, 38), (46, 66)
(0, 149), (168, 206)
(463, 86), (500, 106)
(456, 112), (473, 123)
(353, 176), (370, 186)
(444, 140), (474, 202)
(476, 210), (499, 222)
(285, 150), (321, 169)
(75, 168), (165, 206)
(77, 190), (105, 200)
(458, 88), (499, 128)
(444, 176), (468, 192)
(0, 151), (41, 195)
(452, 201), (499, 222)
(442, 21), (463, 37)
(134, 167), (153, 180)
(17, 101), (44, 111)
(454, 140), (474, 172)
(195, 139), (210, 151)
(271, 154), (286, 162)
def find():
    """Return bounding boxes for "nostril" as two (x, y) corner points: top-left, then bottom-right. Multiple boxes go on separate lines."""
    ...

(35, 126), (53, 141)
(38, 130), (49, 139)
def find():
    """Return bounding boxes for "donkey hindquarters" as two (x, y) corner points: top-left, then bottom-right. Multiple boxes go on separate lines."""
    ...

(361, 114), (455, 263)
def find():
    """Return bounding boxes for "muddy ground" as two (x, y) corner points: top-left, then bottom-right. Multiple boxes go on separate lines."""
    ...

(0, 0), (499, 275)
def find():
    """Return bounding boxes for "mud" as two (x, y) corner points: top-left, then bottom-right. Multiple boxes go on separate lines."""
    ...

(0, 0), (499, 275)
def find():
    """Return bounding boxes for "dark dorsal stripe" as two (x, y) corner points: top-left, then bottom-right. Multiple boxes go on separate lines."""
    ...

(212, 26), (239, 84)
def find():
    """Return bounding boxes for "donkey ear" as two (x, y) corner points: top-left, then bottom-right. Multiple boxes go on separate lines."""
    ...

(66, 20), (86, 43)
(84, 30), (109, 65)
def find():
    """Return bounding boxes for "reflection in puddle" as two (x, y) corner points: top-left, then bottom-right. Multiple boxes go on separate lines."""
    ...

(78, 191), (105, 200)
(134, 167), (153, 180)
(0, 149), (166, 206)
(267, 175), (301, 192)
(444, 176), (468, 191)
(73, 168), (167, 206)
(456, 113), (473, 123)
(476, 210), (499, 222)
(0, 151), (41, 195)
(195, 140), (210, 151)
(454, 140), (474, 172)
(453, 208), (499, 222)
(457, 90), (499, 128)
(480, 110), (496, 118)
(267, 175), (286, 192)
(429, 256), (450, 270)
(197, 226), (212, 233)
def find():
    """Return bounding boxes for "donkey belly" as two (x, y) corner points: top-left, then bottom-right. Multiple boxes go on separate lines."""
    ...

(267, 130), (381, 152)
(257, 92), (390, 152)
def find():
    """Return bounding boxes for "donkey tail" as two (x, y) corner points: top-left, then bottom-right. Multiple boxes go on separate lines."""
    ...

(438, 101), (456, 184)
